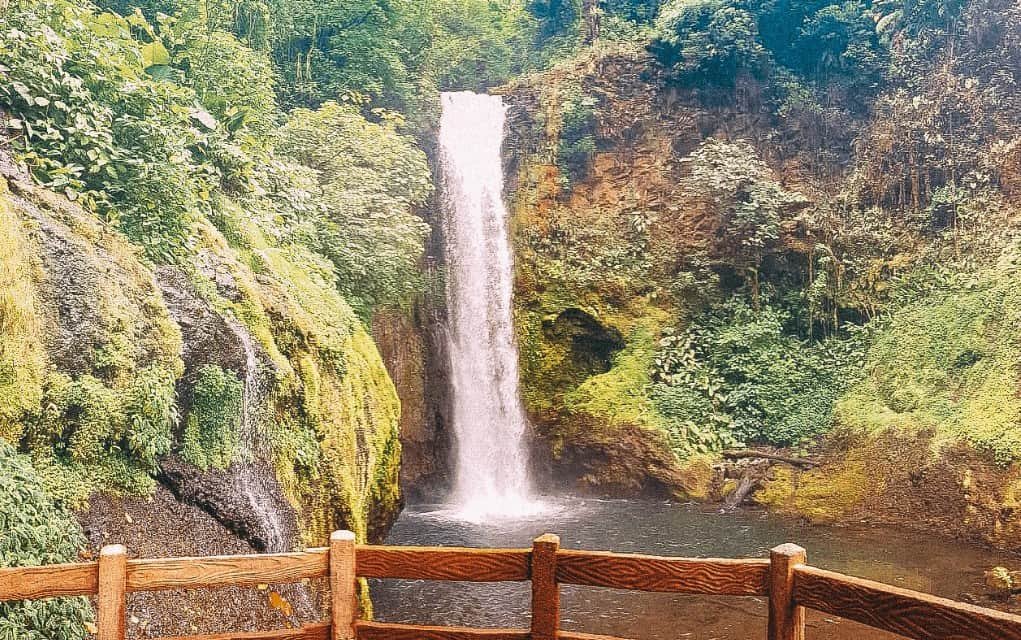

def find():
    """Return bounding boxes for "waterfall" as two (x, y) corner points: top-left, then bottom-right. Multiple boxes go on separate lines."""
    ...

(439, 91), (542, 520)
(227, 317), (288, 552)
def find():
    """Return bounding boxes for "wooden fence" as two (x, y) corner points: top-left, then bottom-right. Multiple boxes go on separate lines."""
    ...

(2, 530), (1021, 640)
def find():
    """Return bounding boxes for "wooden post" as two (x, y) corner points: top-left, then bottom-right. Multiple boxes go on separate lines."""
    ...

(768, 543), (807, 640)
(97, 544), (127, 640)
(330, 530), (357, 640)
(530, 534), (560, 640)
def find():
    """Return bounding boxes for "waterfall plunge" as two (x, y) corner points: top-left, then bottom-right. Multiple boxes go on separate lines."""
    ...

(440, 91), (542, 521)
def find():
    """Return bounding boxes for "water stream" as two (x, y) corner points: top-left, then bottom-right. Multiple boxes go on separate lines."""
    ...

(373, 499), (1017, 640)
(226, 316), (288, 553)
(439, 91), (540, 520)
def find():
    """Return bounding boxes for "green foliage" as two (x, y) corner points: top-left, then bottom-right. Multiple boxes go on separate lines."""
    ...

(652, 0), (886, 102)
(173, 27), (280, 143)
(0, 1), (231, 261)
(528, 0), (582, 40)
(26, 366), (178, 496)
(682, 139), (807, 300)
(836, 264), (1021, 465)
(556, 88), (599, 186)
(652, 0), (770, 83)
(264, 0), (432, 112)
(605, 0), (667, 23)
(653, 299), (862, 445)
(275, 101), (432, 314)
(181, 365), (244, 470)
(564, 326), (661, 428)
(425, 0), (538, 92)
(797, 1), (886, 80)
(0, 441), (92, 640)
(122, 366), (178, 467)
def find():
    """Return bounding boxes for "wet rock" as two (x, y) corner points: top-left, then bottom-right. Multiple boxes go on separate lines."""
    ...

(159, 455), (300, 553)
(4, 174), (179, 378)
(542, 415), (704, 499)
(372, 309), (451, 501)
(155, 266), (248, 381)
(78, 486), (320, 637)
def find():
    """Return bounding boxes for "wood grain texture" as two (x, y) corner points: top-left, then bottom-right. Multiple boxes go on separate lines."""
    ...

(558, 631), (635, 640)
(330, 531), (357, 640)
(354, 621), (529, 640)
(556, 550), (770, 595)
(794, 565), (1021, 640)
(126, 549), (328, 592)
(355, 546), (530, 582)
(0, 562), (98, 600)
(98, 545), (127, 640)
(531, 534), (560, 640)
(767, 544), (806, 640)
(154, 623), (330, 640)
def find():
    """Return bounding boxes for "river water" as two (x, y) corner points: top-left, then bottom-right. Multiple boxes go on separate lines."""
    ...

(371, 497), (1016, 639)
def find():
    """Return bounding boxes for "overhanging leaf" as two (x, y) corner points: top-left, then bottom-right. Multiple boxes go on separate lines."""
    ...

(141, 41), (171, 69)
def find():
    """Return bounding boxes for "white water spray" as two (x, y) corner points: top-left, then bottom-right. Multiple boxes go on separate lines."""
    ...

(439, 91), (542, 521)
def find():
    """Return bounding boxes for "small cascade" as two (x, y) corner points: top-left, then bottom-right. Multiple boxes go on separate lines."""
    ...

(439, 91), (543, 521)
(226, 317), (288, 553)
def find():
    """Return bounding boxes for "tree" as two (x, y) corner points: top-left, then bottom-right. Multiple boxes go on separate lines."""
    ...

(651, 0), (771, 85)
(423, 0), (537, 92)
(274, 102), (432, 313)
(683, 139), (808, 306)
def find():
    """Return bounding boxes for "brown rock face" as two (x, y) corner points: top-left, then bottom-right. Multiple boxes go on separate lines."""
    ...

(372, 309), (452, 501)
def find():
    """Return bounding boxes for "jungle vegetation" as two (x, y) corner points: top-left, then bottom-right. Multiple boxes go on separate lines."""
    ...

(0, 0), (1019, 636)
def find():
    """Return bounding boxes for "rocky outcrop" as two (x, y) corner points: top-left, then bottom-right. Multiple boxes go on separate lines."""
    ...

(0, 151), (406, 557)
(159, 455), (300, 552)
(372, 309), (451, 501)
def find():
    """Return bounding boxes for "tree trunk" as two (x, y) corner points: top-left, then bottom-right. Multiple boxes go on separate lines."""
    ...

(583, 0), (601, 44)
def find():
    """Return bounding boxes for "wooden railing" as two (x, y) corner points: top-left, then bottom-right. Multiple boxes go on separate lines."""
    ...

(2, 531), (1021, 640)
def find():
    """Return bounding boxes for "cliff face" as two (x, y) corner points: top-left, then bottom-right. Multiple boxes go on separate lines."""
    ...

(500, 46), (808, 498)
(500, 42), (1021, 549)
(0, 151), (404, 554)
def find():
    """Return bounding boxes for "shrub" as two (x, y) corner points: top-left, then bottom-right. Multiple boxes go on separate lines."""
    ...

(0, 441), (92, 640)
(653, 300), (861, 446)
(27, 366), (177, 497)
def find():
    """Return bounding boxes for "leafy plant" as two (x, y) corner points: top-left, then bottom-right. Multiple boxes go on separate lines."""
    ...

(0, 442), (92, 640)
(653, 300), (862, 446)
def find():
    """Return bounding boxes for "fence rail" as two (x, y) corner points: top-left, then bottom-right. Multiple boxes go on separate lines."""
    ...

(2, 530), (1021, 640)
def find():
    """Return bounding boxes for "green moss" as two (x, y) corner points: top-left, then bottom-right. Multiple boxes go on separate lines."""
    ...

(676, 454), (715, 500)
(26, 365), (177, 507)
(193, 201), (403, 544)
(564, 325), (662, 430)
(0, 180), (46, 443)
(755, 457), (871, 523)
(835, 266), (1021, 464)
(181, 365), (244, 470)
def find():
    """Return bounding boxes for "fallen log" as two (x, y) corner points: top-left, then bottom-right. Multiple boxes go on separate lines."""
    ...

(722, 449), (820, 468)
(722, 461), (770, 510)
